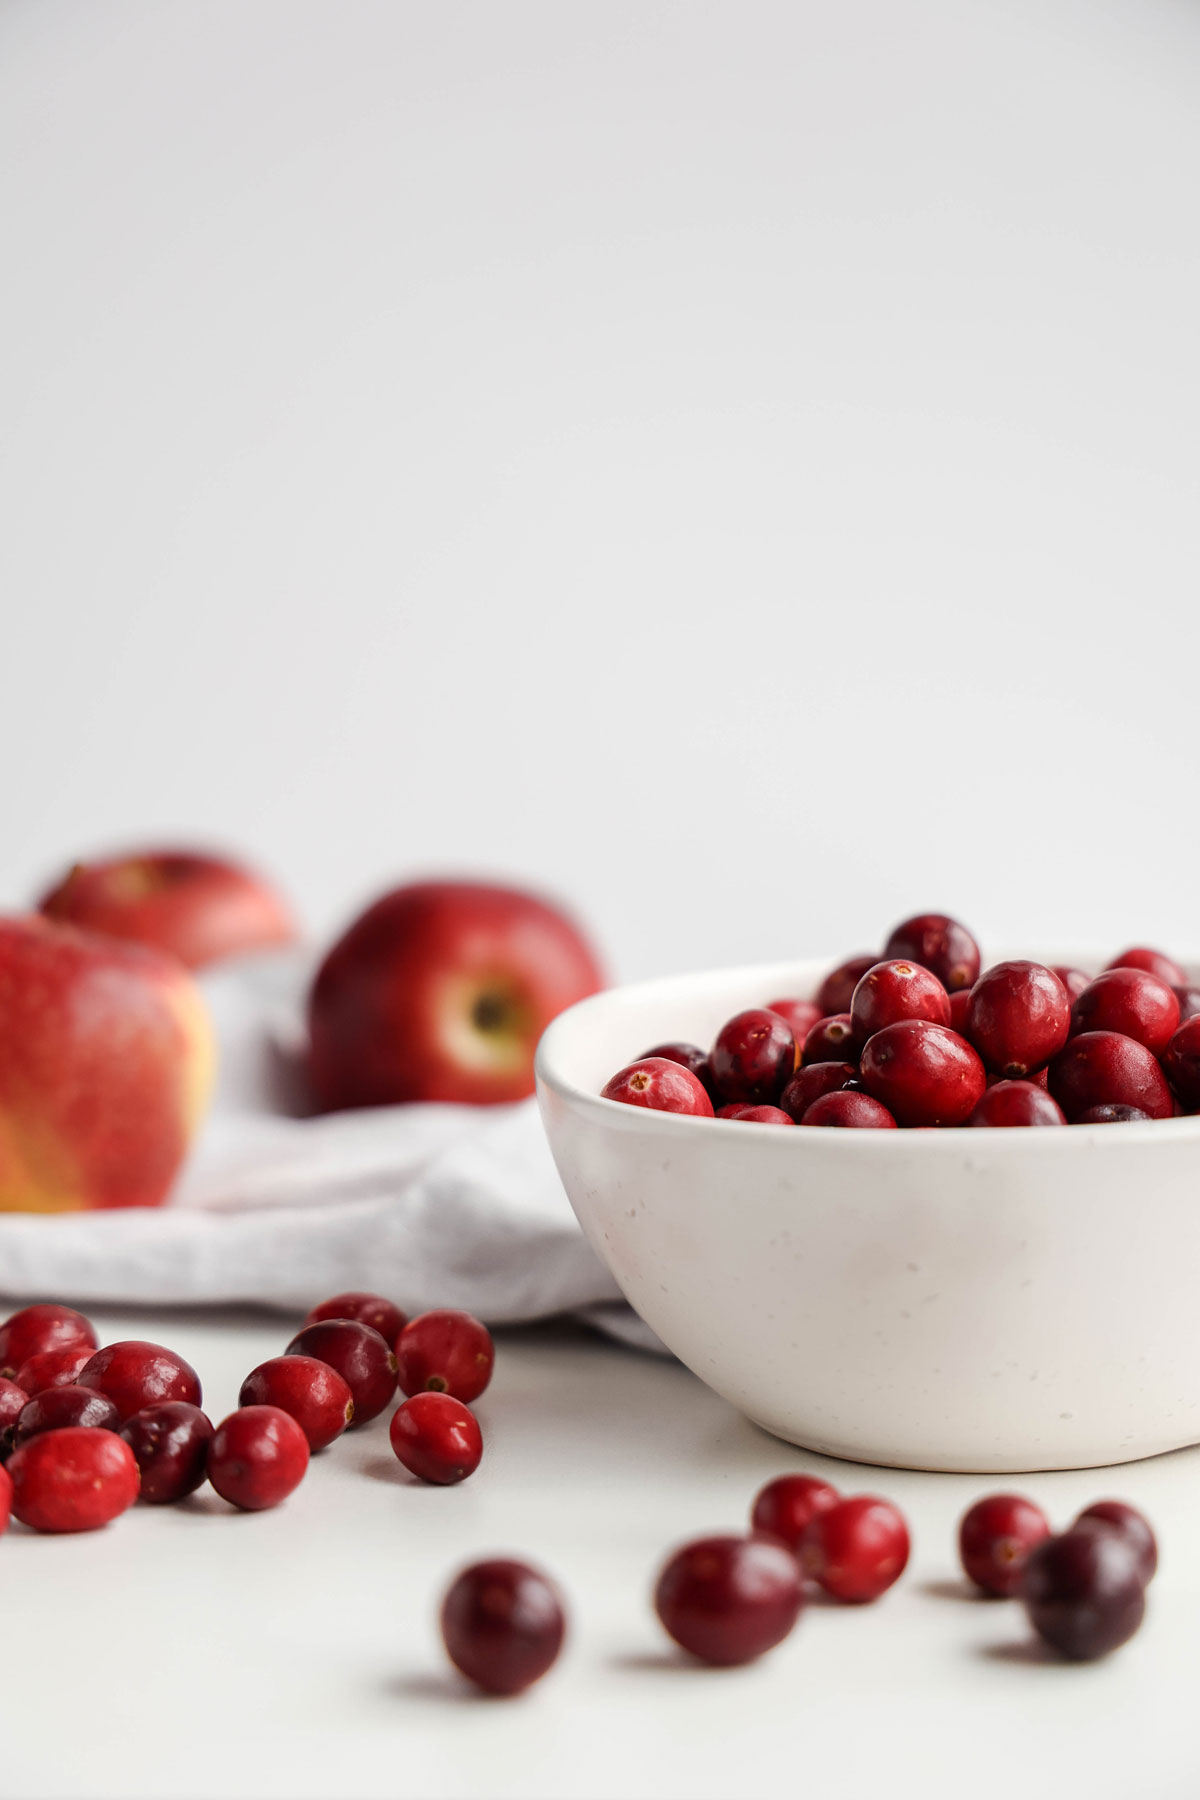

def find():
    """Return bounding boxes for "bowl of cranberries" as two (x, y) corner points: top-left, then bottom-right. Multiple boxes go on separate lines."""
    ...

(536, 914), (1200, 1473)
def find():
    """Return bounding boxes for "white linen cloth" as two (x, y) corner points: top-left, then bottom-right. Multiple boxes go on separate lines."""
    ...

(0, 953), (661, 1351)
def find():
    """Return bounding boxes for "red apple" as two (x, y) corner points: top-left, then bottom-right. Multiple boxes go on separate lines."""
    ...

(308, 880), (604, 1108)
(0, 916), (215, 1212)
(39, 847), (296, 970)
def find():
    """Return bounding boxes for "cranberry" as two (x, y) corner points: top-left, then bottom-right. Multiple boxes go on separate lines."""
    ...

(750, 1474), (840, 1552)
(389, 1392), (483, 1484)
(0, 1377), (29, 1459)
(764, 998), (823, 1040)
(860, 1021), (986, 1127)
(851, 961), (951, 1038)
(816, 955), (879, 1017)
(780, 1061), (857, 1120)
(76, 1341), (202, 1423)
(120, 1402), (213, 1503)
(802, 1495), (910, 1602)
(639, 1042), (712, 1093)
(441, 1559), (566, 1695)
(0, 1304), (97, 1379)
(13, 1347), (93, 1396)
(968, 1081), (1066, 1127)
(988, 1064), (1049, 1091)
(1021, 1528), (1146, 1660)
(303, 1292), (407, 1346)
(709, 1009), (797, 1105)
(958, 1494), (1051, 1596)
(801, 1014), (860, 1066)
(948, 988), (973, 1032)
(1106, 946), (1187, 988)
(15, 1384), (120, 1445)
(394, 1310), (494, 1404)
(716, 1104), (794, 1124)
(1075, 1501), (1157, 1585)
(285, 1320), (398, 1423)
(1049, 1031), (1174, 1122)
(1053, 966), (1093, 1005)
(7, 1426), (140, 1533)
(800, 1090), (897, 1128)
(0, 1462), (10, 1533)
(1171, 985), (1200, 1026)
(1075, 1103), (1152, 1124)
(601, 1057), (714, 1116)
(1071, 968), (1180, 1057)
(207, 1406), (309, 1511)
(966, 962), (1070, 1077)
(884, 914), (980, 992)
(1162, 1016), (1200, 1111)
(654, 1535), (803, 1665)
(239, 1356), (354, 1451)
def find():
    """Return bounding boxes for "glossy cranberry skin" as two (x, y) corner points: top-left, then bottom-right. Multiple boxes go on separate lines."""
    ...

(764, 999), (823, 1040)
(76, 1341), (202, 1423)
(884, 914), (980, 992)
(716, 1104), (794, 1124)
(709, 1010), (797, 1105)
(394, 1310), (494, 1404)
(860, 1021), (986, 1127)
(948, 988), (973, 1032)
(801, 1014), (860, 1066)
(1075, 1103), (1151, 1124)
(968, 1081), (1066, 1128)
(285, 1320), (398, 1423)
(966, 962), (1070, 1077)
(800, 1091), (897, 1128)
(751, 1474), (840, 1553)
(389, 1392), (483, 1484)
(1071, 968), (1180, 1058)
(441, 1559), (566, 1695)
(655, 1535), (803, 1665)
(959, 1494), (1051, 1596)
(0, 1304), (97, 1379)
(851, 961), (951, 1039)
(15, 1384), (120, 1445)
(601, 1057), (714, 1116)
(780, 1061), (857, 1120)
(1107, 946), (1187, 988)
(8, 1426), (140, 1532)
(816, 955), (878, 1017)
(119, 1402), (213, 1503)
(13, 1347), (93, 1396)
(1053, 966), (1093, 1005)
(303, 1292), (407, 1346)
(239, 1356), (354, 1451)
(802, 1496), (910, 1602)
(1049, 1031), (1174, 1122)
(1075, 1501), (1157, 1584)
(1021, 1528), (1146, 1660)
(0, 1377), (29, 1459)
(639, 1042), (712, 1093)
(1162, 1016), (1200, 1111)
(208, 1405), (309, 1510)
(1174, 986), (1200, 1025)
(0, 1462), (10, 1532)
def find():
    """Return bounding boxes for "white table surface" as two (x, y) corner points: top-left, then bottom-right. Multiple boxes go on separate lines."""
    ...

(4, 1303), (1197, 1800)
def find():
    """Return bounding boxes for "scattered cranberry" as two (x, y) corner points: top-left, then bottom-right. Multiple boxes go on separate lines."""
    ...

(1053, 966), (1093, 1004)
(285, 1320), (398, 1423)
(716, 1104), (794, 1124)
(0, 1377), (29, 1459)
(1162, 1016), (1200, 1111)
(1076, 1501), (1157, 1585)
(120, 1402), (213, 1503)
(709, 1010), (797, 1105)
(802, 1495), (910, 1602)
(851, 961), (951, 1038)
(860, 1021), (986, 1127)
(7, 1426), (140, 1533)
(751, 1474), (840, 1553)
(303, 1292), (407, 1346)
(639, 1042), (712, 1093)
(0, 1304), (97, 1380)
(76, 1341), (202, 1423)
(966, 962), (1070, 1077)
(15, 1384), (120, 1445)
(968, 1081), (1066, 1128)
(764, 998), (823, 1040)
(816, 955), (879, 1017)
(394, 1310), (494, 1404)
(1071, 969), (1180, 1057)
(1075, 1103), (1151, 1124)
(654, 1535), (803, 1665)
(958, 1494), (1051, 1597)
(601, 1057), (714, 1116)
(13, 1346), (93, 1396)
(1106, 946), (1187, 988)
(207, 1406), (309, 1511)
(240, 1356), (354, 1451)
(1173, 986), (1200, 1025)
(1049, 1031), (1174, 1122)
(800, 1090), (897, 1128)
(0, 1462), (10, 1533)
(779, 1061), (857, 1120)
(1021, 1528), (1146, 1660)
(948, 988), (973, 1032)
(884, 914), (980, 992)
(801, 1014), (860, 1066)
(389, 1392), (483, 1484)
(441, 1559), (566, 1695)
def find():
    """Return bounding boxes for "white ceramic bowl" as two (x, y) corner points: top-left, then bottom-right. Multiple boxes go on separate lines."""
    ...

(536, 955), (1200, 1473)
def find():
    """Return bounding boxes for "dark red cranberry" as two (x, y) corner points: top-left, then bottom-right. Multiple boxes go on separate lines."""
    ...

(1053, 966), (1093, 1005)
(716, 1104), (794, 1124)
(1075, 1103), (1151, 1124)
(207, 1406), (309, 1510)
(816, 955), (878, 1017)
(394, 1310), (494, 1404)
(601, 1057), (714, 1116)
(119, 1402), (213, 1503)
(966, 962), (1070, 1077)
(7, 1426), (140, 1533)
(1173, 986), (1200, 1024)
(0, 1376), (28, 1459)
(239, 1356), (354, 1451)
(1162, 1016), (1200, 1111)
(303, 1292), (407, 1346)
(801, 1014), (860, 1066)
(285, 1320), (398, 1423)
(851, 961), (951, 1038)
(1071, 969), (1180, 1057)
(0, 1304), (97, 1379)
(0, 1462), (10, 1532)
(389, 1392), (482, 1484)
(987, 1064), (1049, 1090)
(958, 1493), (1051, 1596)
(751, 1474), (840, 1552)
(1106, 946), (1187, 988)
(654, 1535), (803, 1665)
(968, 1081), (1066, 1127)
(13, 1347), (93, 1396)
(639, 1042), (712, 1093)
(1049, 1031), (1174, 1121)
(779, 1061), (857, 1120)
(948, 988), (973, 1032)
(860, 1021), (986, 1127)
(802, 1495), (910, 1602)
(1075, 1501), (1157, 1585)
(441, 1559), (566, 1695)
(76, 1341), (201, 1423)
(1021, 1528), (1146, 1660)
(709, 1009), (797, 1104)
(764, 999), (823, 1040)
(883, 914), (980, 992)
(800, 1090), (897, 1128)
(15, 1384), (120, 1445)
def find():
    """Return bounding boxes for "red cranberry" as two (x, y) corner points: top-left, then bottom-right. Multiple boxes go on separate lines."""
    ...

(1106, 946), (1187, 988)
(76, 1341), (202, 1423)
(654, 1535), (803, 1665)
(303, 1292), (407, 1346)
(1162, 1016), (1200, 1111)
(1173, 986), (1200, 1025)
(716, 1104), (794, 1124)
(394, 1310), (494, 1404)
(389, 1392), (483, 1484)
(751, 1474), (840, 1552)
(764, 999), (823, 1040)
(1021, 1528), (1146, 1660)
(1049, 1031), (1174, 1122)
(7, 1426), (140, 1533)
(988, 1064), (1049, 1091)
(639, 1042), (712, 1093)
(780, 1061), (857, 1120)
(1053, 966), (1093, 1005)
(958, 1493), (1051, 1596)
(802, 1495), (910, 1602)
(601, 1057), (714, 1116)
(851, 961), (951, 1038)
(709, 1009), (797, 1105)
(0, 1462), (10, 1533)
(966, 962), (1070, 1077)
(13, 1347), (93, 1396)
(441, 1559), (566, 1695)
(860, 1021), (986, 1127)
(816, 955), (878, 1016)
(800, 1090), (897, 1128)
(15, 1384), (120, 1445)
(884, 914), (980, 992)
(801, 1014), (860, 1066)
(1071, 968), (1180, 1057)
(1075, 1501), (1157, 1585)
(0, 1304), (97, 1379)
(239, 1356), (354, 1451)
(0, 1377), (29, 1459)
(1075, 1103), (1152, 1124)
(119, 1402), (213, 1503)
(285, 1320), (398, 1423)
(968, 1081), (1066, 1127)
(948, 988), (973, 1032)
(207, 1405), (309, 1511)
